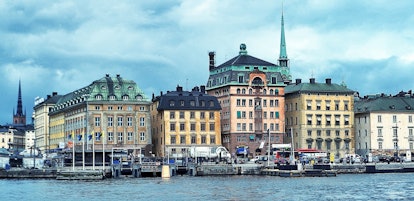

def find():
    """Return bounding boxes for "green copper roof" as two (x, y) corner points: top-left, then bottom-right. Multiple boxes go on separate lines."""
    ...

(55, 74), (148, 107)
(355, 96), (414, 113)
(279, 12), (287, 59)
(285, 78), (354, 94)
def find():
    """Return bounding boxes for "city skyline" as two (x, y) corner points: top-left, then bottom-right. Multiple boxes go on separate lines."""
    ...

(2, 0), (414, 124)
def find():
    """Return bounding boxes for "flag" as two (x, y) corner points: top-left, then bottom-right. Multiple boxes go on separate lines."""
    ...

(88, 134), (93, 141)
(96, 132), (102, 141)
(77, 134), (82, 141)
(68, 134), (72, 139)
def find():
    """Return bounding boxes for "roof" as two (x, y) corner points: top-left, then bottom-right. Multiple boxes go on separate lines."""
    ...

(285, 79), (354, 94)
(217, 54), (277, 68)
(355, 96), (414, 113)
(154, 86), (221, 111)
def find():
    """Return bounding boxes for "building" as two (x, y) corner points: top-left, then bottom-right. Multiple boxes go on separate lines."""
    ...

(33, 92), (62, 153)
(354, 92), (414, 158)
(48, 74), (152, 164)
(284, 78), (355, 158)
(151, 85), (222, 158)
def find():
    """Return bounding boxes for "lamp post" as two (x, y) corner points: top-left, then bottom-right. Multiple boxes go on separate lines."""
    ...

(267, 129), (270, 166)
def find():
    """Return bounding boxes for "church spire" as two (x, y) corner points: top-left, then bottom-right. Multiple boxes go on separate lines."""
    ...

(13, 79), (26, 125)
(278, 9), (289, 67)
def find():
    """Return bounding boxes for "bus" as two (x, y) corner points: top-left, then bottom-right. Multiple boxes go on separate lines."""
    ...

(297, 148), (327, 164)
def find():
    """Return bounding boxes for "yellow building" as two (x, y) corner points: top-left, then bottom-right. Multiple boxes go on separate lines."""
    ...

(151, 86), (222, 158)
(285, 78), (355, 158)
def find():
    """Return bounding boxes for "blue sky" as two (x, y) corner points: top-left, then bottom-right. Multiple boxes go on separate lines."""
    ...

(1, 0), (414, 125)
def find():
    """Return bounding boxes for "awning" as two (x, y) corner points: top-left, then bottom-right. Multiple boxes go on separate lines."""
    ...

(325, 138), (332, 142)
(334, 137), (342, 142)
(316, 138), (323, 142)
(306, 138), (314, 143)
(236, 147), (248, 155)
(249, 135), (255, 140)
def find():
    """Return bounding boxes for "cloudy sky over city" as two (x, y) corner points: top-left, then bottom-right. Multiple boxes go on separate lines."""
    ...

(1, 0), (414, 124)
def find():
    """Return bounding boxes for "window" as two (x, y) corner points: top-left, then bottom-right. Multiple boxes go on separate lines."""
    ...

(409, 115), (413, 123)
(249, 123), (253, 131)
(94, 117), (100, 126)
(275, 111), (279, 119)
(139, 117), (145, 126)
(335, 102), (339, 110)
(335, 115), (340, 126)
(326, 101), (330, 110)
(95, 106), (100, 110)
(237, 99), (241, 106)
(117, 106), (123, 110)
(263, 100), (267, 107)
(307, 115), (312, 125)
(237, 123), (241, 131)
(139, 132), (145, 141)
(242, 123), (246, 131)
(307, 101), (312, 110)
(238, 75), (244, 83)
(275, 100), (279, 107)
(201, 123), (206, 131)
(378, 128), (383, 137)
(200, 112), (205, 119)
(210, 123), (215, 131)
(210, 136), (215, 144)
(190, 123), (196, 131)
(344, 115), (349, 125)
(127, 132), (133, 141)
(201, 136), (207, 144)
(180, 136), (186, 144)
(190, 112), (195, 119)
(180, 100), (184, 106)
(170, 123), (176, 131)
(127, 117), (133, 126)
(307, 130), (312, 137)
(108, 106), (113, 110)
(170, 112), (175, 119)
(378, 115), (382, 123)
(180, 123), (185, 131)
(327, 115), (332, 125)
(237, 111), (241, 119)
(393, 115), (397, 123)
(191, 136), (196, 144)
(316, 101), (321, 110)
(378, 142), (383, 150)
(316, 115), (322, 125)
(249, 99), (253, 106)
(210, 112), (214, 119)
(190, 100), (195, 106)
(270, 100), (274, 107)
(180, 111), (184, 119)
(326, 130), (331, 136)
(345, 130), (349, 137)
(117, 132), (123, 142)
(169, 100), (175, 106)
(108, 132), (113, 141)
(249, 111), (253, 119)
(336, 130), (340, 136)
(117, 116), (123, 126)
(171, 136), (176, 144)
(263, 112), (267, 119)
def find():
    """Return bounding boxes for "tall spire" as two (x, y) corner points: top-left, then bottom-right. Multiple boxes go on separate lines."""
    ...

(278, 9), (289, 67)
(16, 79), (23, 116)
(13, 79), (26, 125)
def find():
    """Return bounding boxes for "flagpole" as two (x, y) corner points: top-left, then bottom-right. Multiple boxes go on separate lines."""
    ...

(103, 131), (105, 172)
(72, 131), (75, 171)
(82, 133), (85, 170)
(92, 132), (95, 170)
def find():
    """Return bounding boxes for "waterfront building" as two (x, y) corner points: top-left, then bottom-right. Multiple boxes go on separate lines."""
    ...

(33, 92), (62, 153)
(150, 85), (222, 158)
(284, 78), (355, 159)
(354, 92), (414, 158)
(48, 74), (152, 163)
(205, 13), (290, 157)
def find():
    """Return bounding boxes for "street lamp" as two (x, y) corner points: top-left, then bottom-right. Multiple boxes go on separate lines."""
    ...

(82, 94), (90, 170)
(267, 129), (270, 166)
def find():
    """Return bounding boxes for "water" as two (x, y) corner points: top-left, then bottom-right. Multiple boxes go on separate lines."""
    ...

(1, 173), (414, 201)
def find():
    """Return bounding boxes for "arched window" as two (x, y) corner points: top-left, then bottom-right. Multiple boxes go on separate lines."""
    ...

(237, 88), (241, 94)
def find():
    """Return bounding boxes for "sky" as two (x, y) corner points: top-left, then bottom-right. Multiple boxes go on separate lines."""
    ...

(1, 0), (414, 125)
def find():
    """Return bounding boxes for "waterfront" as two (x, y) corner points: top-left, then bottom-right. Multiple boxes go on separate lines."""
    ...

(1, 173), (414, 201)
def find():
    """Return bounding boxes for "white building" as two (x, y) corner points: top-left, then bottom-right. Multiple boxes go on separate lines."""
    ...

(354, 93), (414, 159)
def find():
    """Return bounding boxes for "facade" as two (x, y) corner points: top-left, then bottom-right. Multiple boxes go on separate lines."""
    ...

(48, 74), (152, 159)
(205, 13), (290, 157)
(33, 92), (62, 153)
(284, 78), (355, 158)
(0, 126), (12, 150)
(151, 86), (222, 157)
(354, 93), (414, 158)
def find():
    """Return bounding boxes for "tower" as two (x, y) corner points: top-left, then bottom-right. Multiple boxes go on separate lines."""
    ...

(278, 10), (292, 83)
(13, 79), (26, 125)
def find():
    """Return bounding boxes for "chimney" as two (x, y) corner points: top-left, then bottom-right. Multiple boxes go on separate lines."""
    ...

(177, 85), (183, 92)
(209, 52), (215, 71)
(47, 95), (51, 99)
(295, 79), (301, 85)
(106, 74), (110, 77)
(325, 78), (331, 85)
(52, 92), (58, 96)
(116, 74), (120, 77)
(200, 85), (206, 93)
(310, 78), (315, 84)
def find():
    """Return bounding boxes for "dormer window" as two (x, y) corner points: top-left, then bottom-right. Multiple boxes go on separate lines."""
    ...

(109, 95), (116, 100)
(101, 85), (106, 90)
(95, 94), (103, 100)
(114, 85), (120, 90)
(122, 95), (129, 100)
(128, 86), (133, 90)
(136, 95), (143, 100)
(169, 100), (175, 106)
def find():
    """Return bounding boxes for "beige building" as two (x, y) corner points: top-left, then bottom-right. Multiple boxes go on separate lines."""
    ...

(355, 93), (414, 159)
(48, 74), (152, 164)
(33, 92), (61, 152)
(151, 86), (222, 158)
(284, 78), (355, 158)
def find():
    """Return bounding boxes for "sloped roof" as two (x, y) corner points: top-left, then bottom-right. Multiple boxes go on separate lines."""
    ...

(285, 82), (354, 94)
(217, 54), (277, 68)
(355, 96), (414, 113)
